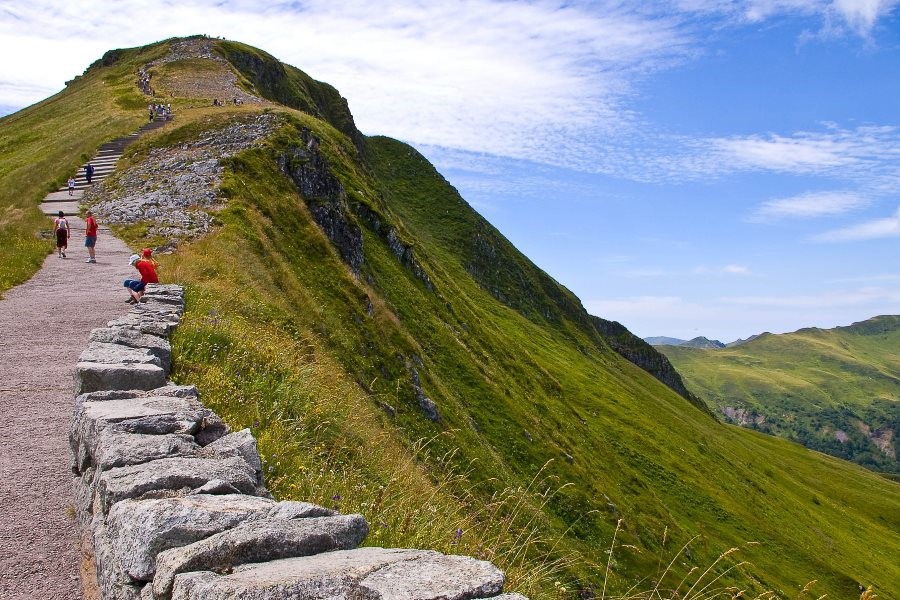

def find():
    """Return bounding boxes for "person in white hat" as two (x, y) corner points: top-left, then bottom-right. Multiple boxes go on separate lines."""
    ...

(123, 252), (159, 304)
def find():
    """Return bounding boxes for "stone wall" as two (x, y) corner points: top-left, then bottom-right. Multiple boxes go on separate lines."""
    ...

(71, 284), (526, 600)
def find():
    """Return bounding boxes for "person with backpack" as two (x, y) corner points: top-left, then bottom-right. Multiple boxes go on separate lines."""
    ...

(124, 251), (159, 304)
(53, 210), (69, 258)
(85, 163), (95, 184)
(84, 210), (98, 263)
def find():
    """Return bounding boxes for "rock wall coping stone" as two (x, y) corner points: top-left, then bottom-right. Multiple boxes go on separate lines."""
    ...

(71, 284), (527, 600)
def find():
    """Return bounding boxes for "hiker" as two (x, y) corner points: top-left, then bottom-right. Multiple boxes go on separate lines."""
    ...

(53, 210), (69, 258)
(84, 210), (98, 263)
(123, 252), (159, 304)
(85, 163), (94, 184)
(67, 177), (76, 196)
(149, 107), (154, 122)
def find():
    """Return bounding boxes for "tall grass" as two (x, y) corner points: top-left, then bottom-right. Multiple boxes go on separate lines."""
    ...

(170, 289), (579, 597)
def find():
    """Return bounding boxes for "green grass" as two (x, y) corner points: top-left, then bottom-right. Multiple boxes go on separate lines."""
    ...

(5, 36), (899, 599)
(659, 319), (899, 474)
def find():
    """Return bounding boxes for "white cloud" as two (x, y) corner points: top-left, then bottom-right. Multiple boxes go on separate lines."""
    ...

(2, 1), (898, 172)
(587, 285), (900, 340)
(693, 264), (752, 275)
(814, 206), (900, 241)
(752, 190), (868, 221)
(722, 264), (751, 274)
(675, 0), (900, 35)
(0, 0), (695, 166)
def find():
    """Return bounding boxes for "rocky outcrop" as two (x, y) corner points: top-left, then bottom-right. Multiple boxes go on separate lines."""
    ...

(592, 317), (716, 419)
(83, 114), (278, 248)
(72, 284), (525, 600)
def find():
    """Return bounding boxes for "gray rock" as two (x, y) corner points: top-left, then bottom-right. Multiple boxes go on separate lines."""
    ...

(198, 429), (262, 484)
(193, 414), (230, 446)
(93, 516), (145, 600)
(95, 432), (199, 471)
(80, 341), (163, 367)
(107, 315), (178, 338)
(106, 494), (275, 582)
(71, 396), (213, 471)
(168, 547), (506, 600)
(148, 385), (199, 399)
(485, 595), (529, 600)
(97, 456), (259, 513)
(170, 547), (430, 599)
(264, 501), (335, 520)
(89, 328), (172, 371)
(152, 514), (368, 598)
(75, 361), (167, 395)
(360, 553), (505, 599)
(188, 479), (243, 495)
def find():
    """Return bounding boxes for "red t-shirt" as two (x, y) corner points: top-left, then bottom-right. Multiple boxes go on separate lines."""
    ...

(85, 216), (98, 237)
(135, 260), (159, 284)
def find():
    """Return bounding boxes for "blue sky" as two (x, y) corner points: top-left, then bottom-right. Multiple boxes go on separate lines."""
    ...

(1, 0), (898, 341)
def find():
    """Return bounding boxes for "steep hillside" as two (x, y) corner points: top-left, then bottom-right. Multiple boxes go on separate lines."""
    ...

(3, 37), (899, 599)
(660, 317), (900, 475)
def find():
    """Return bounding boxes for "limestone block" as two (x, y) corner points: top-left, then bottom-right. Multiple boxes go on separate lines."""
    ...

(80, 342), (162, 367)
(360, 553), (505, 599)
(168, 547), (506, 600)
(71, 396), (211, 470)
(106, 494), (275, 582)
(170, 547), (430, 599)
(90, 327), (172, 371)
(98, 456), (259, 514)
(95, 432), (199, 471)
(75, 361), (167, 395)
(107, 315), (177, 338)
(152, 514), (368, 598)
(93, 515), (144, 600)
(198, 429), (262, 484)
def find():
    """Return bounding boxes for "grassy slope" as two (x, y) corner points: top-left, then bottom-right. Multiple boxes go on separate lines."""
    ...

(660, 318), (900, 474)
(3, 37), (898, 598)
(161, 110), (900, 597)
(0, 42), (169, 294)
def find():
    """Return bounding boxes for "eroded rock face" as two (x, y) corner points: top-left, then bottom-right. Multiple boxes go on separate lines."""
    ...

(83, 114), (279, 244)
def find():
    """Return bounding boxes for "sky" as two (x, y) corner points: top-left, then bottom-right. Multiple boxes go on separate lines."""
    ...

(1, 0), (898, 341)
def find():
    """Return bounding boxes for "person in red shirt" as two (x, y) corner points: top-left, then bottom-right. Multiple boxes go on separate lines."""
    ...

(84, 210), (98, 263)
(124, 252), (159, 304)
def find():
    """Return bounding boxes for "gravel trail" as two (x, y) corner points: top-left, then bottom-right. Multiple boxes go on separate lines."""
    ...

(0, 219), (137, 599)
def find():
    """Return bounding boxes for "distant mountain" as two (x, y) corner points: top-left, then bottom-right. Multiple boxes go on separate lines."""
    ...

(645, 336), (726, 348)
(726, 333), (765, 347)
(644, 336), (687, 346)
(680, 336), (726, 349)
(659, 315), (900, 474)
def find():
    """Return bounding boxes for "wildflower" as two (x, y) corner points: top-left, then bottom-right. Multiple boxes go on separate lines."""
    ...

(451, 528), (463, 544)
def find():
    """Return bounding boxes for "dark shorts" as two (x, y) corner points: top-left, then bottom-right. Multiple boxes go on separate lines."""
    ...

(124, 279), (146, 293)
(85, 236), (97, 248)
(55, 229), (67, 248)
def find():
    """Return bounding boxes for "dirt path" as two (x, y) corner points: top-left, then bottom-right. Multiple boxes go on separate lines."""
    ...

(0, 218), (136, 599)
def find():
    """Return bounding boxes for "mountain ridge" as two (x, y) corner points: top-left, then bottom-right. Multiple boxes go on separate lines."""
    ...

(659, 314), (900, 474)
(3, 36), (899, 598)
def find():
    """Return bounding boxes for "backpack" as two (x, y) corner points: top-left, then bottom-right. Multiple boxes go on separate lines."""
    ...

(56, 218), (68, 232)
